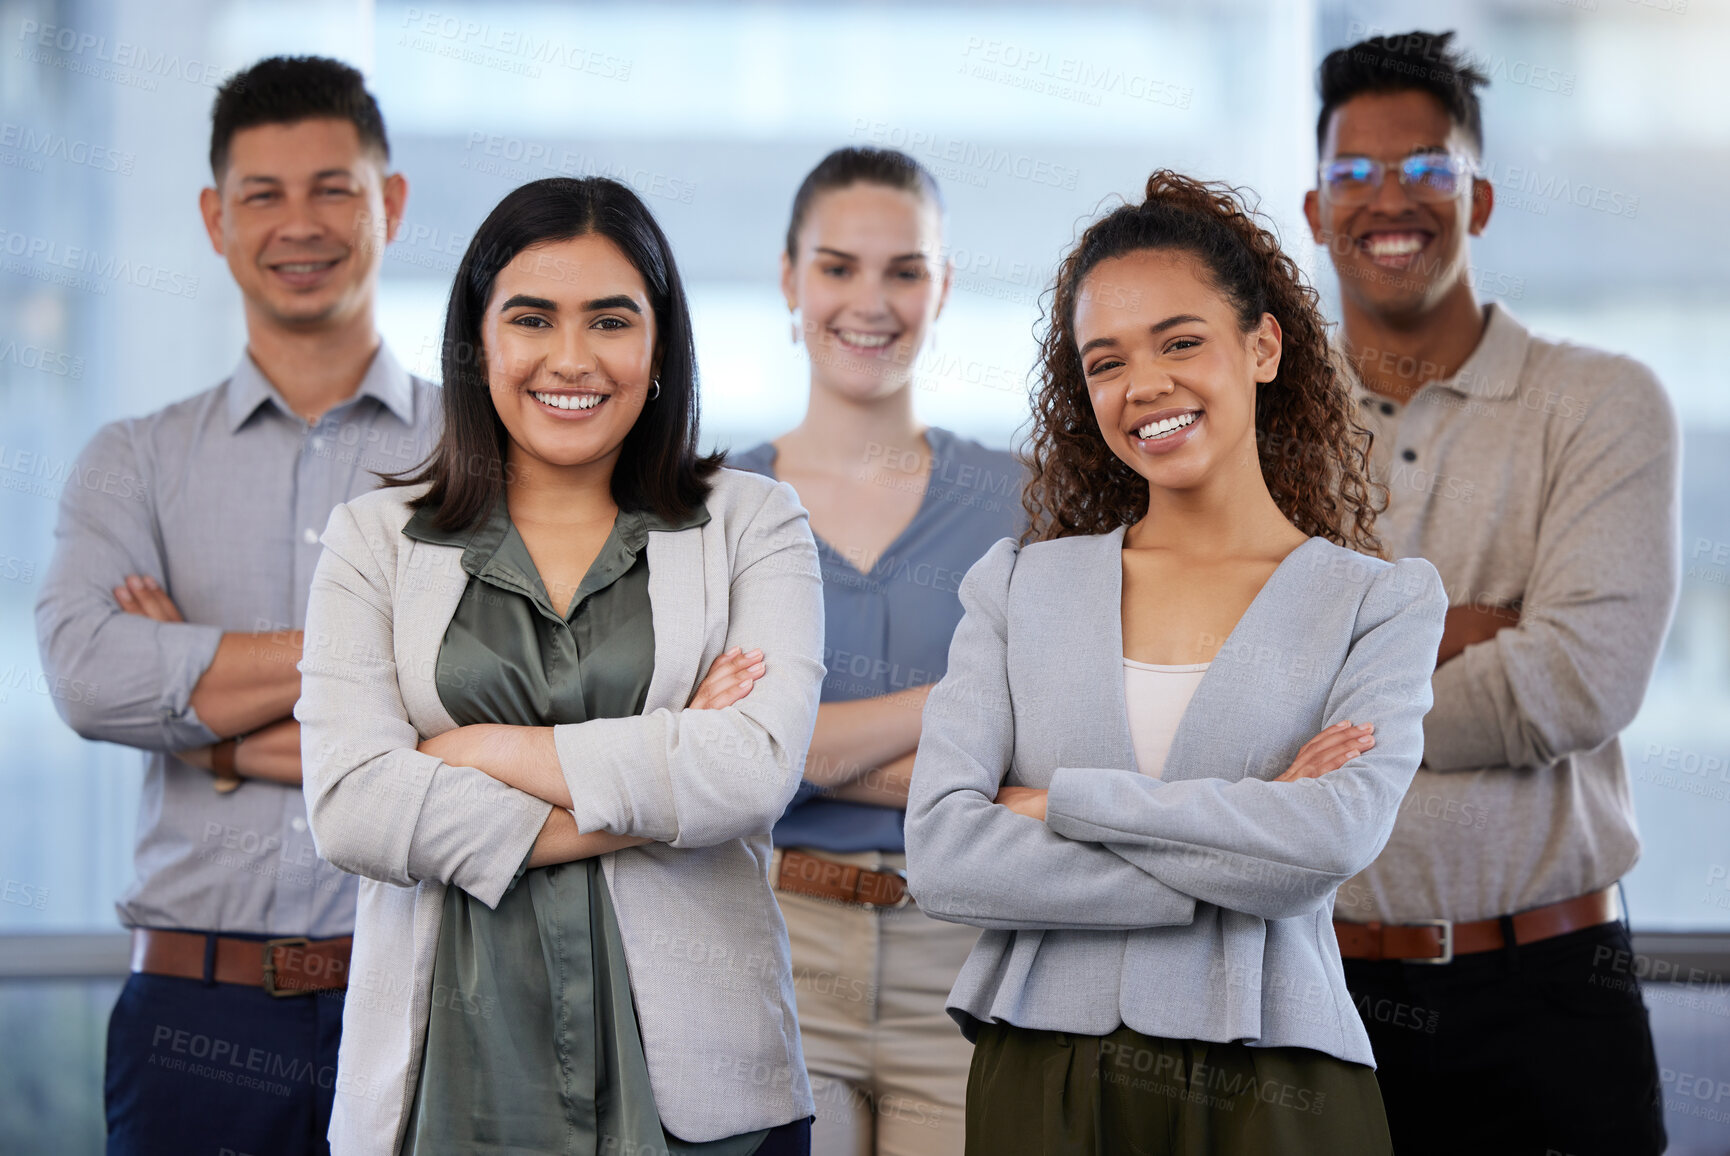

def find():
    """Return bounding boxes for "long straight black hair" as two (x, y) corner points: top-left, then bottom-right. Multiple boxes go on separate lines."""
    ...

(384, 176), (721, 530)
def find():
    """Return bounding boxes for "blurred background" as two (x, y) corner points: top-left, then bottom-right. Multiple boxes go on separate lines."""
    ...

(2, 0), (1727, 1150)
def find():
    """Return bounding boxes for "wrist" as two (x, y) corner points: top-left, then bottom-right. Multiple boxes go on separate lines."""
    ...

(211, 731), (247, 793)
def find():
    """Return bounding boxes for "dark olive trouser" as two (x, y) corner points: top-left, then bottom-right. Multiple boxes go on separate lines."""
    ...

(964, 1022), (1393, 1156)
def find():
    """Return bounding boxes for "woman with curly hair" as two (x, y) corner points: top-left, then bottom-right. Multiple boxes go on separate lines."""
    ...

(903, 171), (1448, 1155)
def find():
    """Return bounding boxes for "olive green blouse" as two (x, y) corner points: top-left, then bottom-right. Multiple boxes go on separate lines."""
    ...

(397, 493), (767, 1156)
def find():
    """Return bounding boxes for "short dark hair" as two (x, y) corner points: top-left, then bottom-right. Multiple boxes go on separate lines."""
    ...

(210, 56), (390, 180)
(785, 147), (944, 260)
(1316, 30), (1489, 156)
(384, 177), (721, 531)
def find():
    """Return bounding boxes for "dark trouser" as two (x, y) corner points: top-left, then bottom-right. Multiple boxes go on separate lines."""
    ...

(964, 1021), (1392, 1155)
(1344, 920), (1666, 1156)
(106, 968), (344, 1156)
(750, 1117), (812, 1155)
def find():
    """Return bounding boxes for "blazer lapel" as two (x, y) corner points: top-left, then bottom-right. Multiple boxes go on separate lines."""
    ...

(1077, 527), (1139, 775)
(1158, 536), (1326, 784)
(396, 539), (467, 736)
(643, 524), (708, 714)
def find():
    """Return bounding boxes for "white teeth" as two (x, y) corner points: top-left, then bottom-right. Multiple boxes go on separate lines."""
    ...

(531, 391), (605, 411)
(276, 261), (335, 273)
(836, 329), (894, 349)
(1364, 234), (1426, 256)
(1136, 412), (1198, 440)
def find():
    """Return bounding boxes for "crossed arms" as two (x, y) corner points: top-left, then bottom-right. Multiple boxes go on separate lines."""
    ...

(903, 539), (1447, 929)
(296, 490), (825, 907)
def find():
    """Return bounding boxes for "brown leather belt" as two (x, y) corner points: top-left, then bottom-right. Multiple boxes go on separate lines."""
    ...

(1335, 887), (1619, 965)
(773, 849), (910, 909)
(130, 929), (352, 996)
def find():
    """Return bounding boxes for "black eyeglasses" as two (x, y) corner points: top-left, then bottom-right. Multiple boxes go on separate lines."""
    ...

(1317, 152), (1476, 206)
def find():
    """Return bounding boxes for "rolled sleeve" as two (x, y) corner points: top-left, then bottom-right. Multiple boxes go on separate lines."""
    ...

(1421, 372), (1680, 772)
(298, 501), (550, 907)
(34, 420), (224, 750)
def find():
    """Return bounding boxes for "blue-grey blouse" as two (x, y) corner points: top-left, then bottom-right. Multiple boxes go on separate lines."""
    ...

(728, 428), (1025, 852)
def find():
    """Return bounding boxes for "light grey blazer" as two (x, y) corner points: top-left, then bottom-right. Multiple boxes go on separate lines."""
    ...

(904, 530), (1446, 1066)
(295, 469), (824, 1154)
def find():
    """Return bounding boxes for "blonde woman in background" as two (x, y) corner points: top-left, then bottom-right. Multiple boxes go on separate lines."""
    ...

(730, 147), (1025, 1155)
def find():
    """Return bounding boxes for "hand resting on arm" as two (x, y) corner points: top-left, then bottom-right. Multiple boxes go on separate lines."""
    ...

(427, 647), (769, 868)
(995, 720), (1377, 821)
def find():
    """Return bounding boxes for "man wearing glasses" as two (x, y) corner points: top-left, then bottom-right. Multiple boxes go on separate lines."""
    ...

(1302, 30), (1676, 1156)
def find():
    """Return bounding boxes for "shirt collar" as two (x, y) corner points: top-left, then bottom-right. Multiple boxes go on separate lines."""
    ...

(224, 342), (416, 433)
(1434, 302), (1529, 401)
(1345, 302), (1531, 410)
(404, 491), (710, 620)
(403, 491), (711, 566)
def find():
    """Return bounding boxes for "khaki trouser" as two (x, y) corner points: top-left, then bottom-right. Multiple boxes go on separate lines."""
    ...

(774, 849), (979, 1156)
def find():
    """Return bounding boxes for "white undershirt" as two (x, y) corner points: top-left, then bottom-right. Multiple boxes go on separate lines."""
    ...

(1122, 658), (1211, 779)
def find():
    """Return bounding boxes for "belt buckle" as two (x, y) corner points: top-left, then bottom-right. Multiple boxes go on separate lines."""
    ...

(262, 936), (314, 997)
(1404, 919), (1454, 965)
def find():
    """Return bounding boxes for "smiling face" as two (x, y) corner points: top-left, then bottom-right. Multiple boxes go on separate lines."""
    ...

(200, 117), (405, 332)
(1075, 249), (1280, 496)
(482, 233), (657, 481)
(782, 182), (950, 402)
(1304, 89), (1491, 323)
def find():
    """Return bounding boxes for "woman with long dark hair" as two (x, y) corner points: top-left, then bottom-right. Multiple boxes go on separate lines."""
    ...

(297, 177), (823, 1155)
(904, 172), (1447, 1155)
(730, 147), (1024, 1155)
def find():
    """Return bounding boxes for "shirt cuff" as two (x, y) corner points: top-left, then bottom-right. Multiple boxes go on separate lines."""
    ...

(157, 622), (225, 745)
(1045, 766), (1157, 842)
(504, 837), (539, 894)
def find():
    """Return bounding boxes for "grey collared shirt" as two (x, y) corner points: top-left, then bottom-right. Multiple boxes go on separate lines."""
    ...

(35, 345), (441, 936)
(1340, 303), (1681, 924)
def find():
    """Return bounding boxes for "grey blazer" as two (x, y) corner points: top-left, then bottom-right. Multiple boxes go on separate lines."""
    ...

(904, 530), (1446, 1066)
(296, 469), (824, 1154)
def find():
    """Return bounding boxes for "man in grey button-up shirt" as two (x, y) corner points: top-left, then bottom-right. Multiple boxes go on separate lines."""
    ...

(1300, 31), (1674, 1156)
(35, 57), (437, 1156)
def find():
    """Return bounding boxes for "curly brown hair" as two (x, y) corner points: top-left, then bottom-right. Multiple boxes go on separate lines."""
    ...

(1023, 170), (1383, 555)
